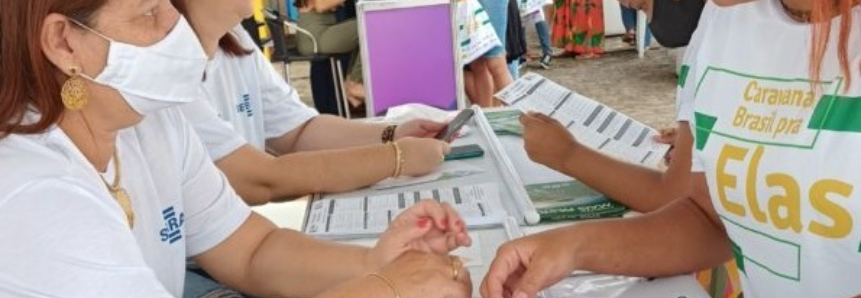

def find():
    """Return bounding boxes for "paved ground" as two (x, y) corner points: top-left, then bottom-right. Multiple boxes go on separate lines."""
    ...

(283, 35), (680, 130)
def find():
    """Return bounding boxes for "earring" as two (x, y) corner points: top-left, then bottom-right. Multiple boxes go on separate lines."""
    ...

(61, 66), (88, 110)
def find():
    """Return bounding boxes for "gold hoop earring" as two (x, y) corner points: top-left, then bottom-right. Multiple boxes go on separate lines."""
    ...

(61, 66), (88, 110)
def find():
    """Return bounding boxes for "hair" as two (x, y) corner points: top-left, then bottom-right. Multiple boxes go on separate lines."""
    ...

(810, 0), (856, 91)
(0, 0), (108, 138)
(293, 0), (309, 9)
(171, 0), (253, 57)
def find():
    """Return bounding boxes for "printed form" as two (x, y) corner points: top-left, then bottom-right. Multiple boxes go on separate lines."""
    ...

(495, 73), (671, 167)
(305, 183), (507, 238)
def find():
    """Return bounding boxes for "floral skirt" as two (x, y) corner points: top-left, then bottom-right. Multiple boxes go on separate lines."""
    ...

(551, 0), (605, 55)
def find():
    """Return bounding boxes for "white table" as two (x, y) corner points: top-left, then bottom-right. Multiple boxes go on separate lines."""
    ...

(254, 201), (708, 298)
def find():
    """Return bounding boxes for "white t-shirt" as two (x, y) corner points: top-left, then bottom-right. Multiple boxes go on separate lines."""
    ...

(0, 108), (251, 297)
(677, 1), (861, 297)
(180, 26), (319, 160)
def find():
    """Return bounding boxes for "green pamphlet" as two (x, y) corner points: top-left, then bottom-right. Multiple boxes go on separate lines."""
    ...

(485, 109), (523, 136)
(526, 181), (627, 222)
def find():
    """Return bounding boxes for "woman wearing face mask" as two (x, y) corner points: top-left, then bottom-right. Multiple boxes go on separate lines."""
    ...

(172, 0), (451, 207)
(481, 0), (861, 297)
(0, 1), (473, 297)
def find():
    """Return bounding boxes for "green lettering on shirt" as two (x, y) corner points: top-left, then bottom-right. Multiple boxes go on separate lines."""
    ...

(679, 64), (691, 88)
(695, 112), (718, 150)
(808, 95), (861, 133)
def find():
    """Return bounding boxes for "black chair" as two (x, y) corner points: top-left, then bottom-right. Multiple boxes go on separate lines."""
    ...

(262, 8), (353, 118)
(240, 17), (266, 51)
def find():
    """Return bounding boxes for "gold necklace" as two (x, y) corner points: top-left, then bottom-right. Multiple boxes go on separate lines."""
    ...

(100, 151), (135, 228)
(779, 0), (812, 22)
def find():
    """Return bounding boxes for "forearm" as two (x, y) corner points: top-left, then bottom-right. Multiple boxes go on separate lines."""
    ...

(199, 215), (372, 298)
(556, 145), (690, 212)
(266, 144), (397, 200)
(249, 229), (371, 298)
(218, 143), (397, 205)
(270, 115), (386, 153)
(568, 197), (731, 277)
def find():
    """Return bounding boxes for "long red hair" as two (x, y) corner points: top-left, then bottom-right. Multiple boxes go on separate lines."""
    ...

(810, 0), (857, 90)
(0, 0), (107, 138)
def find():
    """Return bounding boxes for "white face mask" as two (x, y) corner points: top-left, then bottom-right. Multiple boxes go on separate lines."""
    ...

(70, 16), (207, 116)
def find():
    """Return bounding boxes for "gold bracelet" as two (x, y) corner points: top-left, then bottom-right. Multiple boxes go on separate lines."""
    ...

(390, 141), (405, 178)
(367, 272), (402, 298)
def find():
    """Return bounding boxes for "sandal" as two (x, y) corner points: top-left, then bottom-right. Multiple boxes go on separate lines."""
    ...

(575, 53), (601, 60)
(622, 32), (635, 44)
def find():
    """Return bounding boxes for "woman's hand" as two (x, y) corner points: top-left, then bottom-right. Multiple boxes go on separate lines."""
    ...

(480, 226), (581, 298)
(395, 138), (450, 177)
(366, 200), (472, 272)
(652, 127), (677, 165)
(520, 112), (580, 169)
(372, 251), (473, 298)
(395, 119), (448, 139)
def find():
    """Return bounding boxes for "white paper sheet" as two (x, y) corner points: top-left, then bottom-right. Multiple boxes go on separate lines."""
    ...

(306, 183), (507, 238)
(372, 161), (485, 190)
(495, 73), (671, 167)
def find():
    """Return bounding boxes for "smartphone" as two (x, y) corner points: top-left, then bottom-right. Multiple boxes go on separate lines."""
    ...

(435, 109), (476, 142)
(444, 144), (485, 161)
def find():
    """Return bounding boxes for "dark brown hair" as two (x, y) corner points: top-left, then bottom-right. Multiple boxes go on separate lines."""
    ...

(172, 0), (253, 57)
(0, 0), (108, 138)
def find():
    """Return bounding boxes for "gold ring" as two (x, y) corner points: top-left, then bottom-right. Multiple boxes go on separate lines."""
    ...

(450, 256), (462, 280)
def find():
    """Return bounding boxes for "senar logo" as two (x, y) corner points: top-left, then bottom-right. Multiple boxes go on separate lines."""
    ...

(159, 206), (185, 244)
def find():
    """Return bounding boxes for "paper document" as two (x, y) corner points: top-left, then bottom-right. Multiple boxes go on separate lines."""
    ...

(517, 0), (544, 16)
(306, 183), (507, 238)
(456, 0), (502, 65)
(372, 161), (484, 190)
(495, 73), (670, 167)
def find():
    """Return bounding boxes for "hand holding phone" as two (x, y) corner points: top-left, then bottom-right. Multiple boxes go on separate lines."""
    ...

(435, 109), (475, 142)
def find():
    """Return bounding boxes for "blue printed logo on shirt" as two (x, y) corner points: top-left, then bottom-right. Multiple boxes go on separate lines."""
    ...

(159, 206), (185, 244)
(236, 93), (253, 117)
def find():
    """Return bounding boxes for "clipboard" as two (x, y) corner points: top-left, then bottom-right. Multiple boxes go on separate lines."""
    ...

(301, 106), (540, 240)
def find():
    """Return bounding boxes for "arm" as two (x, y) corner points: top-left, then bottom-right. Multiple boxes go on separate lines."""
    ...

(481, 168), (732, 298)
(563, 175), (729, 276)
(266, 115), (389, 153)
(520, 112), (692, 212)
(194, 200), (471, 298)
(265, 115), (446, 154)
(217, 139), (448, 205)
(310, 0), (350, 13)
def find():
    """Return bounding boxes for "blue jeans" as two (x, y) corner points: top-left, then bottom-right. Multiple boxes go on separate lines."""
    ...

(620, 6), (651, 47)
(478, 0), (510, 58)
(184, 269), (248, 298)
(508, 60), (520, 80)
(523, 10), (552, 56)
(534, 20), (552, 56)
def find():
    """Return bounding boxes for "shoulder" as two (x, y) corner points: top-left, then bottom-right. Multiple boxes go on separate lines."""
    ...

(0, 132), (82, 196)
